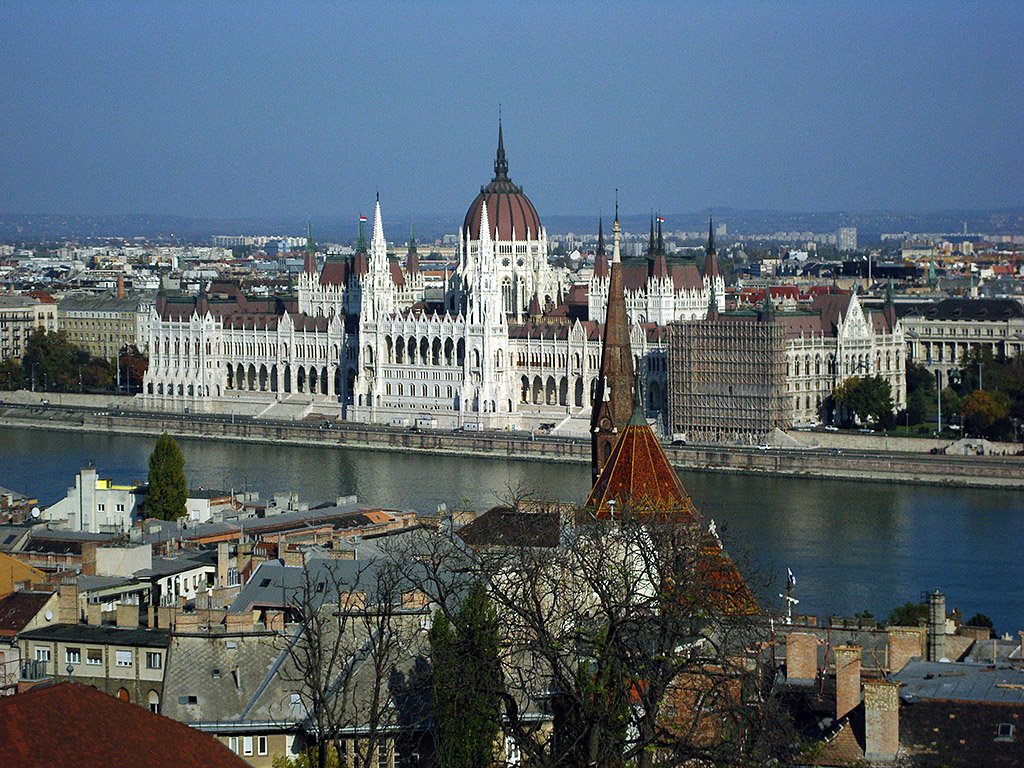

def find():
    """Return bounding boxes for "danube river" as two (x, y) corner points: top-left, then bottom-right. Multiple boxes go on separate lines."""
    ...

(2, 426), (1022, 633)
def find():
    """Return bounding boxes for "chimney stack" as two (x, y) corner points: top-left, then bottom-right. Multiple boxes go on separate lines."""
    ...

(785, 632), (819, 683)
(927, 590), (946, 662)
(834, 645), (862, 720)
(863, 680), (901, 763)
(887, 626), (926, 674)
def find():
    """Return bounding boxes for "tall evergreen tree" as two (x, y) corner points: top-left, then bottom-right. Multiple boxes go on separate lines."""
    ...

(429, 581), (502, 768)
(146, 432), (187, 520)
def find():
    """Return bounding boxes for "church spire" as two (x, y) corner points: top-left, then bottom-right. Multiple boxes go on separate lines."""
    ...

(594, 216), (608, 278)
(406, 222), (420, 273)
(591, 203), (635, 483)
(493, 111), (509, 181)
(704, 216), (720, 280)
(304, 220), (316, 275)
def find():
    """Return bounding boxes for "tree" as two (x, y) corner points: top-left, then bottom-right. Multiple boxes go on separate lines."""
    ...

(962, 389), (1009, 437)
(884, 602), (928, 627)
(405, 507), (793, 768)
(429, 582), (502, 768)
(0, 359), (25, 391)
(834, 375), (894, 426)
(146, 433), (187, 520)
(964, 613), (995, 637)
(905, 361), (935, 399)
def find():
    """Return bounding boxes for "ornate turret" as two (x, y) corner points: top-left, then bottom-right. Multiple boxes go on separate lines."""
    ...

(651, 215), (669, 279)
(883, 277), (897, 329)
(303, 220), (317, 276)
(406, 224), (420, 273)
(591, 205), (635, 483)
(704, 217), (719, 280)
(593, 217), (608, 278)
(353, 214), (368, 275)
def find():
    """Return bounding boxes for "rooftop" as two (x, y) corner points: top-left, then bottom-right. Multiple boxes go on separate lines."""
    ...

(19, 622), (170, 648)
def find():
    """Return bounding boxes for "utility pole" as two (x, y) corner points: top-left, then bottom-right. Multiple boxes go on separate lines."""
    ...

(936, 369), (942, 434)
(978, 361), (983, 391)
(116, 347), (121, 394)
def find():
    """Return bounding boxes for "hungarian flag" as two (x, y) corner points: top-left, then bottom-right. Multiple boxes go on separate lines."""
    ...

(359, 215), (367, 222)
(656, 216), (665, 223)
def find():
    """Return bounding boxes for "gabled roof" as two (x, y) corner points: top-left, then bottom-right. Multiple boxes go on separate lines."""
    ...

(584, 408), (700, 524)
(0, 590), (53, 637)
(0, 682), (250, 768)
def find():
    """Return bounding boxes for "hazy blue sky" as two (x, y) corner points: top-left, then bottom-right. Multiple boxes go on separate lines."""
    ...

(1, 1), (1021, 218)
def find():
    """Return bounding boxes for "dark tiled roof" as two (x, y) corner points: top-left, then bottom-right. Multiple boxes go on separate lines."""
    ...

(898, 298), (1024, 321)
(19, 623), (170, 648)
(898, 698), (1024, 766)
(457, 506), (561, 549)
(0, 682), (250, 768)
(0, 591), (52, 637)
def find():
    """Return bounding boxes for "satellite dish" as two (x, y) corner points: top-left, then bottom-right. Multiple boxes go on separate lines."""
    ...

(44, 610), (53, 622)
(31, 507), (40, 519)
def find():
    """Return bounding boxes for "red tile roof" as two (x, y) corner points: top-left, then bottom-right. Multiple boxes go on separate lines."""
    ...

(584, 411), (700, 524)
(0, 682), (250, 768)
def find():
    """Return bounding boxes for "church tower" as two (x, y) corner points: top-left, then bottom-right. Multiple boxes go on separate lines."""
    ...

(591, 207), (635, 483)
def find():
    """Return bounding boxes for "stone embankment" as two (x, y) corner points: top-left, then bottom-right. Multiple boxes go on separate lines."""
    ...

(1, 394), (1022, 489)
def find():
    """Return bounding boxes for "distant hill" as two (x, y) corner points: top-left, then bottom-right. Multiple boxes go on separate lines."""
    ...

(1, 208), (1021, 245)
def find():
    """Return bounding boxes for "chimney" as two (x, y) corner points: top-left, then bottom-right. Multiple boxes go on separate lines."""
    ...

(785, 632), (819, 683)
(887, 626), (926, 674)
(86, 602), (102, 626)
(81, 541), (98, 576)
(927, 590), (946, 662)
(863, 680), (901, 763)
(217, 540), (230, 588)
(834, 645), (862, 720)
(116, 273), (126, 299)
(57, 583), (80, 624)
(116, 603), (140, 628)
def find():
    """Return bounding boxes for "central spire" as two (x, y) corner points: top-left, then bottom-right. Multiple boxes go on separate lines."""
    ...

(493, 112), (509, 181)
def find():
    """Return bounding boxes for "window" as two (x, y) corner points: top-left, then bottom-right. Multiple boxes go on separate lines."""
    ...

(86, 648), (103, 665)
(146, 652), (162, 669)
(996, 723), (1015, 741)
(228, 736), (238, 754)
(65, 647), (81, 665)
(35, 647), (50, 662)
(115, 650), (133, 667)
(378, 742), (390, 768)
(243, 736), (254, 756)
(97, 503), (105, 512)
(116, 503), (124, 512)
(257, 736), (268, 755)
(178, 695), (198, 705)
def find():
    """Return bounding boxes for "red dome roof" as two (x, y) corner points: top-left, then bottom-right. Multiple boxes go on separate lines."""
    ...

(463, 122), (542, 241)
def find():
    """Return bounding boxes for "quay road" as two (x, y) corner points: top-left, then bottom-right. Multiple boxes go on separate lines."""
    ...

(1, 401), (1022, 489)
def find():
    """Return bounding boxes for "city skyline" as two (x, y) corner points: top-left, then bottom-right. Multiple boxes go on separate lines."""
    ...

(0, 2), (1021, 219)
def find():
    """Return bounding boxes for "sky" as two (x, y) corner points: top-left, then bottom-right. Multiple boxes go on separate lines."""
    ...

(0, 1), (1021, 220)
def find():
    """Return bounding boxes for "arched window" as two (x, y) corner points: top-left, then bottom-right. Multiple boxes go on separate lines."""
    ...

(148, 690), (160, 714)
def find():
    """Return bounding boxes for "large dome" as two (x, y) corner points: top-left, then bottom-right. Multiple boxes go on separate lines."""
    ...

(463, 123), (542, 241)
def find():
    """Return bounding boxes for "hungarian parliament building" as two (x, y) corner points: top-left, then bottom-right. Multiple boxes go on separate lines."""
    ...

(142, 126), (905, 437)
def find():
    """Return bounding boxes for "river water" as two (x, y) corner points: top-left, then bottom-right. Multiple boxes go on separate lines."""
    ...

(1, 426), (1022, 633)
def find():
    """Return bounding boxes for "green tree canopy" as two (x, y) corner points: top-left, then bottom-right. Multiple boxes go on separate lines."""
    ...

(429, 581), (502, 768)
(146, 433), (187, 520)
(834, 375), (894, 426)
(884, 601), (928, 627)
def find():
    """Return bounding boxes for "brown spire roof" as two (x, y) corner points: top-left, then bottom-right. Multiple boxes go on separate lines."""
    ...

(590, 215), (634, 483)
(585, 397), (700, 525)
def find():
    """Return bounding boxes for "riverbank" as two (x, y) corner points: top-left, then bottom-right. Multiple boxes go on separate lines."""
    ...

(2, 399), (1022, 489)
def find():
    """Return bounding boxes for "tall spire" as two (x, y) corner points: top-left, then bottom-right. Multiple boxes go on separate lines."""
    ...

(704, 216), (720, 280)
(648, 215), (656, 256)
(304, 219), (316, 275)
(370, 193), (388, 275)
(493, 111), (509, 181)
(656, 215), (664, 255)
(883, 277), (897, 329)
(406, 222), (420, 273)
(594, 216), (608, 278)
(591, 199), (635, 484)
